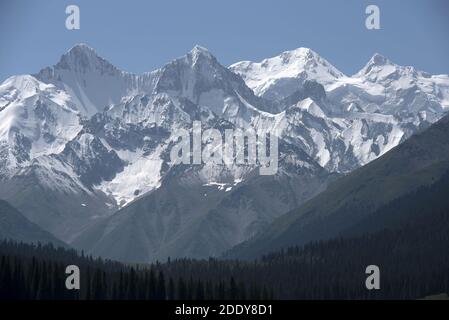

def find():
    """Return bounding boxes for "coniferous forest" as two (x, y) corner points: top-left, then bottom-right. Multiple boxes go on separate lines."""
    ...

(2, 171), (449, 300)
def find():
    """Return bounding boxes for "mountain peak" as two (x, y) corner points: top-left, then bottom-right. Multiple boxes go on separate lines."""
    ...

(188, 45), (216, 64)
(229, 47), (345, 100)
(1, 74), (42, 90)
(67, 43), (97, 54)
(0, 75), (54, 101)
(281, 47), (316, 60)
(355, 53), (394, 77)
(61, 43), (101, 64)
(190, 45), (211, 55)
(54, 43), (119, 74)
(368, 53), (390, 66)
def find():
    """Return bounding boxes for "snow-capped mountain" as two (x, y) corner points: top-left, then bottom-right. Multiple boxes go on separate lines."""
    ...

(0, 75), (81, 173)
(230, 48), (344, 101)
(1, 44), (448, 261)
(347, 53), (449, 120)
(232, 48), (449, 171)
(231, 48), (449, 120)
(35, 44), (144, 117)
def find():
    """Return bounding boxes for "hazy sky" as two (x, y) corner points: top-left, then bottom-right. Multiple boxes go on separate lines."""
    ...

(1, 0), (449, 82)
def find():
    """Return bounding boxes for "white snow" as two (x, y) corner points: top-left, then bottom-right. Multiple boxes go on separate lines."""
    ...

(1, 44), (449, 210)
(0, 75), (82, 159)
(97, 147), (164, 207)
(230, 47), (344, 100)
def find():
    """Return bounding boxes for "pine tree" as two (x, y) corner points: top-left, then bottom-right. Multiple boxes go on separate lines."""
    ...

(177, 278), (187, 300)
(195, 280), (205, 300)
(157, 271), (166, 300)
(229, 277), (238, 300)
(168, 277), (175, 300)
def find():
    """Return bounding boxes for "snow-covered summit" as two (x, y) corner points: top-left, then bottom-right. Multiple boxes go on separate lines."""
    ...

(54, 43), (121, 76)
(364, 53), (390, 68)
(355, 53), (423, 82)
(230, 47), (345, 100)
(0, 74), (81, 173)
(0, 75), (50, 103)
(189, 45), (215, 61)
(35, 43), (140, 117)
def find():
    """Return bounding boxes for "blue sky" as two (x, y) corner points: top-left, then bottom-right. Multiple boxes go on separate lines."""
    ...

(1, 0), (448, 82)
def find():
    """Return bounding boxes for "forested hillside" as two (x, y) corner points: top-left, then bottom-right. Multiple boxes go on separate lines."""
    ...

(228, 114), (449, 259)
(2, 168), (449, 299)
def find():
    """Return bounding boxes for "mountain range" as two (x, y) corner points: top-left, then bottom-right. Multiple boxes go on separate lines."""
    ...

(0, 44), (448, 262)
(227, 112), (449, 259)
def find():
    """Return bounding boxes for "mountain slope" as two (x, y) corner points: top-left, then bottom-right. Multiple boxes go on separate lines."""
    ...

(2, 44), (449, 261)
(3, 180), (449, 300)
(0, 75), (82, 173)
(72, 167), (333, 262)
(227, 112), (449, 259)
(0, 200), (66, 246)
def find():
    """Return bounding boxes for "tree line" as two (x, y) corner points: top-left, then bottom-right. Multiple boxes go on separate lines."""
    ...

(0, 241), (273, 300)
(2, 171), (449, 299)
